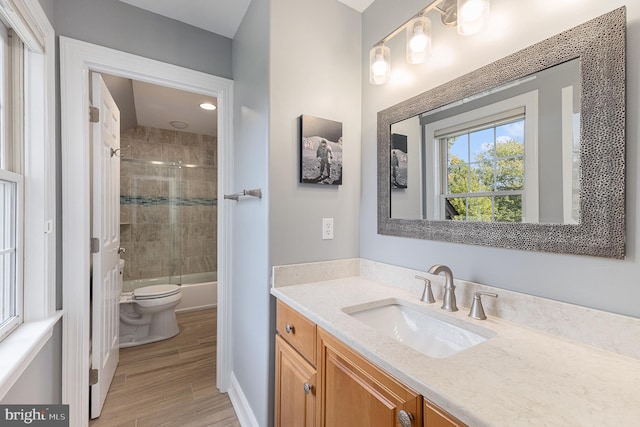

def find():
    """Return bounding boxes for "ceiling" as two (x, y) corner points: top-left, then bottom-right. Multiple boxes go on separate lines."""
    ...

(119, 0), (374, 38)
(101, 74), (217, 136)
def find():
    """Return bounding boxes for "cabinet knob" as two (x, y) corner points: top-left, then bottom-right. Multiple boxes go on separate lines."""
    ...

(303, 382), (313, 394)
(285, 324), (294, 334)
(398, 410), (414, 427)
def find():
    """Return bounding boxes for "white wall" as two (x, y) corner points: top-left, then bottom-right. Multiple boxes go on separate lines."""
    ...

(361, 0), (640, 318)
(269, 0), (362, 266)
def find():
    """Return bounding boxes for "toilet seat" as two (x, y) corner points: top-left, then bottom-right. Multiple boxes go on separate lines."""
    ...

(134, 284), (181, 300)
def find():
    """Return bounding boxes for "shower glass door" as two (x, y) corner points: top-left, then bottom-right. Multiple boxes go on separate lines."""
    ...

(120, 158), (183, 291)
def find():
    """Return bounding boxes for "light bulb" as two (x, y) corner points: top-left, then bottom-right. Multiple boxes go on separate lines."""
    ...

(457, 0), (490, 36)
(460, 0), (483, 21)
(406, 16), (431, 65)
(372, 55), (388, 76)
(370, 45), (390, 85)
(409, 28), (428, 53)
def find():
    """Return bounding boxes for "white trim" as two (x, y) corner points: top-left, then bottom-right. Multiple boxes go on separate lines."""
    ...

(0, 0), (44, 53)
(228, 371), (260, 427)
(60, 37), (234, 426)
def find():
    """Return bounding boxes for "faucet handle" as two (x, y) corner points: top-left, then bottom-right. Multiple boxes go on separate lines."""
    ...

(468, 291), (498, 320)
(415, 275), (435, 304)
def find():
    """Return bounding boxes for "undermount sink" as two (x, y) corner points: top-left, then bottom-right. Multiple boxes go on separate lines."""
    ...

(343, 300), (494, 358)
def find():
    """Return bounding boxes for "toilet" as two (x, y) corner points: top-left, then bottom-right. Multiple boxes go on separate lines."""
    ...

(118, 260), (183, 348)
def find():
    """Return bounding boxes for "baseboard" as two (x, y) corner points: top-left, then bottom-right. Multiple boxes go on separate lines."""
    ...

(228, 371), (260, 427)
(175, 303), (216, 314)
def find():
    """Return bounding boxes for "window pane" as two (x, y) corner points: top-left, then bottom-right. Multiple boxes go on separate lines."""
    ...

(496, 157), (524, 190)
(0, 178), (16, 328)
(469, 128), (494, 161)
(445, 197), (466, 221)
(467, 196), (492, 222)
(496, 120), (524, 158)
(447, 134), (468, 164)
(447, 162), (468, 194)
(470, 161), (493, 192)
(494, 195), (523, 222)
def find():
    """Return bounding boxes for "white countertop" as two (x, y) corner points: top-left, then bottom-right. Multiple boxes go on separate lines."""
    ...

(271, 276), (640, 427)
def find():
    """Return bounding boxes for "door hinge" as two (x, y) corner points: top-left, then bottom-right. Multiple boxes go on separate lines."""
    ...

(90, 237), (100, 254)
(89, 369), (99, 386)
(89, 106), (99, 123)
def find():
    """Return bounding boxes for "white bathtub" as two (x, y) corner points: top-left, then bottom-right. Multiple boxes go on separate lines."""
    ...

(124, 271), (217, 312)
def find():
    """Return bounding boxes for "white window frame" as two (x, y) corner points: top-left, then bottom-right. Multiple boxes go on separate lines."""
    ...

(424, 90), (539, 222)
(0, 171), (23, 341)
(0, 0), (58, 400)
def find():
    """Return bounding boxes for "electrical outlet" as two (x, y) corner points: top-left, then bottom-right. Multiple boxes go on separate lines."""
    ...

(322, 218), (334, 240)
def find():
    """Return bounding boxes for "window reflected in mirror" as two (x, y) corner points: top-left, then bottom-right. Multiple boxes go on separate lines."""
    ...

(390, 58), (581, 225)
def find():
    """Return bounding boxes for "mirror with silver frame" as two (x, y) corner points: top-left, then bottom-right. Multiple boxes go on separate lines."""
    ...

(378, 7), (626, 258)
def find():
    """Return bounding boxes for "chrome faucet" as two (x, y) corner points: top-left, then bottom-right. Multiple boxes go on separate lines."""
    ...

(428, 264), (458, 312)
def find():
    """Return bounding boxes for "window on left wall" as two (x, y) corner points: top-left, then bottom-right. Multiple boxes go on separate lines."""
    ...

(0, 21), (25, 342)
(0, 0), (55, 368)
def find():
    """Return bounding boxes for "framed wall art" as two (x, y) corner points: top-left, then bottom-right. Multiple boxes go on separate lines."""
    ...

(300, 115), (343, 185)
(391, 133), (407, 189)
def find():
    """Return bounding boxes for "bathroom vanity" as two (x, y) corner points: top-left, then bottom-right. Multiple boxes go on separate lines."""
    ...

(271, 259), (640, 426)
(275, 299), (462, 426)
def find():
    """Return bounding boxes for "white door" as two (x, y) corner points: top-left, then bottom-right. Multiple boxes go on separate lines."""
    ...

(90, 73), (121, 419)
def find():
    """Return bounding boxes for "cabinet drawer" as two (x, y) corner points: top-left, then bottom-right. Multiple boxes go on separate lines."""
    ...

(424, 400), (466, 427)
(277, 300), (317, 365)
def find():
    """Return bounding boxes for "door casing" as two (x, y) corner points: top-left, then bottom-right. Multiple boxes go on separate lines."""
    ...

(60, 36), (234, 427)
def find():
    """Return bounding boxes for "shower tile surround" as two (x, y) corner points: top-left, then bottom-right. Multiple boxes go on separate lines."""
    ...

(120, 126), (217, 286)
(271, 259), (640, 425)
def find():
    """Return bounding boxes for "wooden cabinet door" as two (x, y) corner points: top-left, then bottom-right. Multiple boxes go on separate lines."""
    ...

(275, 335), (317, 427)
(424, 400), (466, 427)
(318, 328), (422, 427)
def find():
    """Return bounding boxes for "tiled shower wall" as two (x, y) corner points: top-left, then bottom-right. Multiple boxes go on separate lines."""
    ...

(119, 126), (217, 282)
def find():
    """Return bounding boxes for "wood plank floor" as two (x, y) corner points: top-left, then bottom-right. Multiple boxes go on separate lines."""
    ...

(90, 308), (240, 427)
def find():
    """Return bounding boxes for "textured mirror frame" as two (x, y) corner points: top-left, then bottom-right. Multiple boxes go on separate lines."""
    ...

(378, 7), (626, 259)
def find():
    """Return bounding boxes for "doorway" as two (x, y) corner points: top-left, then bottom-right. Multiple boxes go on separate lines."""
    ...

(60, 37), (233, 427)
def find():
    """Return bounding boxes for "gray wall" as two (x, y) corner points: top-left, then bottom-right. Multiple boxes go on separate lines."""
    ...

(37, 0), (53, 23)
(50, 0), (232, 77)
(1, 324), (62, 404)
(231, 0), (272, 425)
(361, 0), (640, 318)
(269, 0), (362, 266)
(230, 0), (362, 424)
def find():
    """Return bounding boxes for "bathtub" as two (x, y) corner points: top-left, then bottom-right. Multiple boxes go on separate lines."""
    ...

(123, 271), (217, 312)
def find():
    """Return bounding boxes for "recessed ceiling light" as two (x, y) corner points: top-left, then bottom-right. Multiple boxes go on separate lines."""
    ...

(170, 120), (188, 129)
(200, 102), (216, 111)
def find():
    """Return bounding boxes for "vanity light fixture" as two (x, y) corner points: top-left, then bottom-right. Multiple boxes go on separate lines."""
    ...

(199, 102), (216, 111)
(369, 0), (490, 85)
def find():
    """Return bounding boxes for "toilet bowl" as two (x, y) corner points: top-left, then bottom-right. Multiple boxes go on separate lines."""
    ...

(119, 263), (183, 348)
